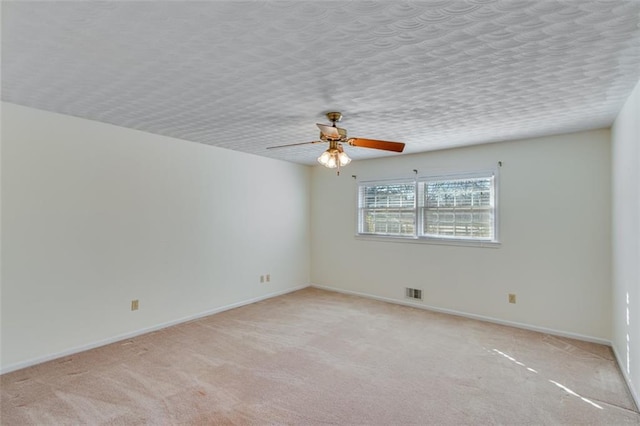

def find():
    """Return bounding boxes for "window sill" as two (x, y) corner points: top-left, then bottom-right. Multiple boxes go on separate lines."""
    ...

(355, 234), (501, 248)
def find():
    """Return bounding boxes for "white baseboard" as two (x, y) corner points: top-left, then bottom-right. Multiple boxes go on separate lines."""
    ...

(611, 343), (640, 411)
(0, 284), (310, 375)
(311, 284), (611, 346)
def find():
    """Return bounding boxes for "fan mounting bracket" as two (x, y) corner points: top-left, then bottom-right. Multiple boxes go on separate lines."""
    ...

(326, 112), (343, 123)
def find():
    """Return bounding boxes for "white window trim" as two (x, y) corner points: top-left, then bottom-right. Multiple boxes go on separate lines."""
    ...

(356, 169), (500, 247)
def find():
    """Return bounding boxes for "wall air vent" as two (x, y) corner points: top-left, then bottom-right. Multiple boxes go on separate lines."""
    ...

(405, 288), (423, 301)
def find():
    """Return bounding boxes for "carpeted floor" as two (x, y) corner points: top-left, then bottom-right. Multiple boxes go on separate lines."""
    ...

(1, 287), (638, 425)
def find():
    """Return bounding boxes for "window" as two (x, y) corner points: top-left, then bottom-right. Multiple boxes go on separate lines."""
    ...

(419, 175), (495, 240)
(357, 172), (497, 244)
(358, 181), (415, 237)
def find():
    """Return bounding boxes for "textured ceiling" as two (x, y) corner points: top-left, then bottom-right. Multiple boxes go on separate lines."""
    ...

(2, 1), (640, 165)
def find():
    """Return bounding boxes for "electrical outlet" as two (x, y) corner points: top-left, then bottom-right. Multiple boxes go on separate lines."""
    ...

(266, 274), (270, 282)
(508, 294), (516, 304)
(260, 275), (264, 283)
(131, 299), (139, 311)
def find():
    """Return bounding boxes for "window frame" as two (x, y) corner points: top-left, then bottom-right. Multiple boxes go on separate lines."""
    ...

(356, 170), (500, 247)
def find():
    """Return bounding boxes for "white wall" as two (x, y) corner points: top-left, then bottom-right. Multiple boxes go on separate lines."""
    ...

(311, 130), (612, 341)
(612, 79), (640, 406)
(0, 103), (311, 372)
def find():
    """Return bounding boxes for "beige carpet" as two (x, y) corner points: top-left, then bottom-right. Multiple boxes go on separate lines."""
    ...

(1, 287), (638, 425)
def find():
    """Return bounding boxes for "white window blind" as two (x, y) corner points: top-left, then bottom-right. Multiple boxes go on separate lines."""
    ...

(358, 181), (415, 236)
(418, 175), (495, 240)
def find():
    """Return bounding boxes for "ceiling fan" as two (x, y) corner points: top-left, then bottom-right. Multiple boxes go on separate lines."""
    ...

(266, 112), (405, 173)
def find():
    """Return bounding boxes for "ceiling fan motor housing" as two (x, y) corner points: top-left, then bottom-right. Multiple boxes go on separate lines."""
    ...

(320, 127), (347, 141)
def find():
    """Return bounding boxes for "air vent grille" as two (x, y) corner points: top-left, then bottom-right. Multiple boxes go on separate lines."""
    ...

(405, 288), (423, 300)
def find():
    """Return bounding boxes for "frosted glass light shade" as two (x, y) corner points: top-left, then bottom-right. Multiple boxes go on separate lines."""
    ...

(338, 151), (351, 166)
(317, 150), (332, 167)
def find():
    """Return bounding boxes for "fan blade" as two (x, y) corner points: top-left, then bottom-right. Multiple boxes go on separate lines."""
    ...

(348, 138), (405, 152)
(316, 123), (341, 139)
(266, 140), (323, 150)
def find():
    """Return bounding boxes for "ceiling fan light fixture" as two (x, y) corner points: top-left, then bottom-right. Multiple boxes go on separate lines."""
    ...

(317, 146), (351, 169)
